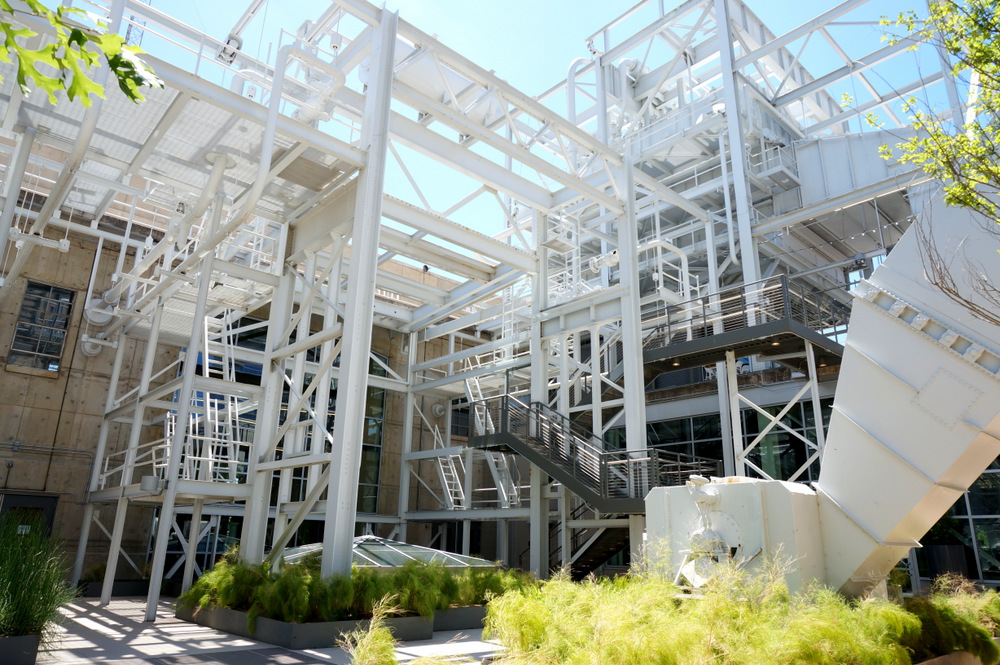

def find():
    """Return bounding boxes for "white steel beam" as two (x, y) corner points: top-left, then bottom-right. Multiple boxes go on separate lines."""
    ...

(382, 196), (535, 272)
(321, 10), (398, 579)
(733, 0), (869, 70)
(772, 40), (913, 109)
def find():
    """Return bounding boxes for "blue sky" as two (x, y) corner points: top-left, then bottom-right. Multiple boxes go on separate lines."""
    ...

(152, 0), (899, 99)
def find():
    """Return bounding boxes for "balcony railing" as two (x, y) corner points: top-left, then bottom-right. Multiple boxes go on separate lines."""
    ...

(642, 275), (851, 352)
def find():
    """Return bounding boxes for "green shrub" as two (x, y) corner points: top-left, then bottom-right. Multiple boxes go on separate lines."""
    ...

(0, 511), (78, 647)
(252, 563), (314, 624)
(178, 553), (535, 629)
(904, 593), (1000, 664)
(339, 598), (398, 665)
(485, 562), (921, 665)
(311, 572), (354, 622)
(177, 546), (267, 612)
(456, 566), (535, 606)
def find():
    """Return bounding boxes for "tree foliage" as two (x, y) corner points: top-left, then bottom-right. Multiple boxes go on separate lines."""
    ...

(0, 0), (160, 107)
(882, 0), (1000, 221)
(877, 0), (1000, 326)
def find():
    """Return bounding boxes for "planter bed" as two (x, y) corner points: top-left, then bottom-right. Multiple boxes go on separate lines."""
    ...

(81, 579), (151, 598)
(176, 604), (436, 649)
(433, 605), (487, 632)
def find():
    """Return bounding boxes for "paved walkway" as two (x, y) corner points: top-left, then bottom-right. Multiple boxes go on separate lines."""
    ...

(40, 598), (501, 664)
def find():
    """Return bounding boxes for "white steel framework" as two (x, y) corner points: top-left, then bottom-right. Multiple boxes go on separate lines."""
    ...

(0, 0), (968, 616)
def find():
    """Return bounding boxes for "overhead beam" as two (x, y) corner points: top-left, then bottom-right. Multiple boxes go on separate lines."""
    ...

(382, 196), (535, 272)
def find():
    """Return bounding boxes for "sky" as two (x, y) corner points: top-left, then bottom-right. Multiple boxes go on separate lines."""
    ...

(148, 0), (895, 99)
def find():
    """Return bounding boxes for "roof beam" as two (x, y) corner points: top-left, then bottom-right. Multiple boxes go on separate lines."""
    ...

(382, 196), (535, 272)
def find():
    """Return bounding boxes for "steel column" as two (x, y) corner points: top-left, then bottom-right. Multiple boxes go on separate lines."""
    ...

(321, 9), (398, 578)
(99, 299), (165, 606)
(144, 192), (224, 622)
(715, 0), (762, 286)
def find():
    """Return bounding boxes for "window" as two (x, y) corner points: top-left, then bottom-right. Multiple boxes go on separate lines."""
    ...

(451, 398), (471, 439)
(8, 282), (74, 372)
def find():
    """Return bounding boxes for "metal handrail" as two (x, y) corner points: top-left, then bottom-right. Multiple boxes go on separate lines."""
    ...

(642, 275), (851, 352)
(474, 395), (720, 502)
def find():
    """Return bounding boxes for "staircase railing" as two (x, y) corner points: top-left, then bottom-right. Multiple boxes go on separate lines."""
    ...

(473, 395), (720, 505)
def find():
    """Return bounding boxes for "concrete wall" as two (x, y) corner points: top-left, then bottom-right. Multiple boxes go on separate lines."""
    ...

(0, 235), (177, 580)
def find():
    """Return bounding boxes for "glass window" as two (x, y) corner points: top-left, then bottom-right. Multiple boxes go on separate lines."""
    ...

(8, 282), (75, 372)
(968, 473), (1000, 516)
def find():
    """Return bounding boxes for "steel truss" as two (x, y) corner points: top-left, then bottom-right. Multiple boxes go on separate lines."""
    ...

(0, 0), (961, 615)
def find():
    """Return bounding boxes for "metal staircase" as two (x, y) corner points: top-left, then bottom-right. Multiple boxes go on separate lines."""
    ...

(437, 452), (466, 510)
(464, 360), (522, 508)
(469, 395), (720, 513)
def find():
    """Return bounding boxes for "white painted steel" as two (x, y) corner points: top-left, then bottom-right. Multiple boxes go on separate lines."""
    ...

(647, 201), (1000, 596)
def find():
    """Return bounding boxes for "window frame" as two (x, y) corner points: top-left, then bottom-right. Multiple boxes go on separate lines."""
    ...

(7, 281), (75, 374)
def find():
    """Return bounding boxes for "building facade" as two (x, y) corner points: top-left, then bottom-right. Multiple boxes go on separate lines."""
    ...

(0, 0), (991, 619)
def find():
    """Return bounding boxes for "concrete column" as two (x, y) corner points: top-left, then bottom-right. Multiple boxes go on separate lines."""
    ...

(717, 360), (736, 476)
(615, 146), (646, 453)
(529, 465), (549, 578)
(321, 10), (398, 578)
(629, 514), (646, 566)
(529, 209), (550, 578)
(559, 487), (571, 568)
(726, 350), (745, 476)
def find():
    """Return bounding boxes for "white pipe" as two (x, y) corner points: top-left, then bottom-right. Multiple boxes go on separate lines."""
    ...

(637, 238), (691, 301)
(716, 131), (741, 267)
(0, 0), (124, 305)
(101, 152), (231, 306)
(566, 57), (590, 170)
(8, 228), (69, 252)
(617, 58), (640, 119)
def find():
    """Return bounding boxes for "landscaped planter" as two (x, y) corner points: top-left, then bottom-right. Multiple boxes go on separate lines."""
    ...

(175, 603), (434, 648)
(433, 605), (487, 632)
(0, 634), (41, 665)
(919, 652), (982, 665)
(82, 579), (151, 598)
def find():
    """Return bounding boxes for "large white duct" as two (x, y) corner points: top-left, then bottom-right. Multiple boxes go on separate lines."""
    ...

(646, 188), (1000, 596)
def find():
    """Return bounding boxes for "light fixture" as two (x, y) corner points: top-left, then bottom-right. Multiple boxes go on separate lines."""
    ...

(672, 361), (681, 367)
(770, 340), (781, 347)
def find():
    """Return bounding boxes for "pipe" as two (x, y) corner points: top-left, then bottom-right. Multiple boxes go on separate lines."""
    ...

(716, 131), (741, 267)
(637, 238), (691, 302)
(566, 57), (591, 171)
(101, 151), (232, 307)
(0, 0), (124, 305)
(8, 228), (70, 252)
(617, 58), (640, 120)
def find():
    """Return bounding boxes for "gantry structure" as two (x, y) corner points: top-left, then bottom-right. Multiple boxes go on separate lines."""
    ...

(0, 0), (963, 618)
